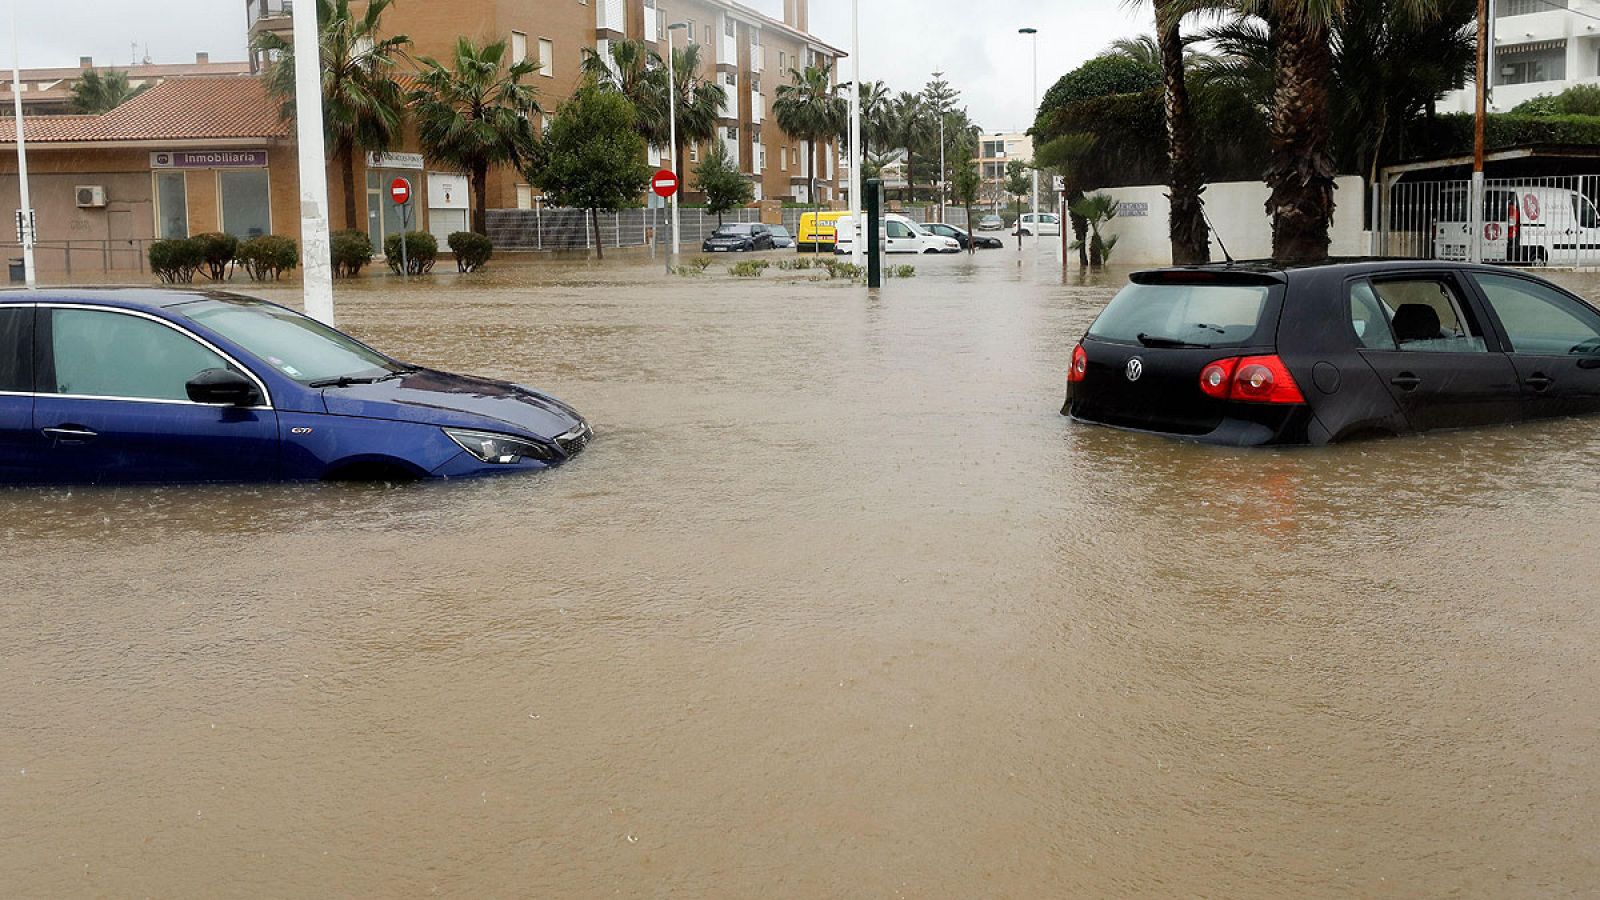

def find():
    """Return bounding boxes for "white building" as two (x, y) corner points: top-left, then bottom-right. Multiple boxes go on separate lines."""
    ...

(1442, 0), (1600, 113)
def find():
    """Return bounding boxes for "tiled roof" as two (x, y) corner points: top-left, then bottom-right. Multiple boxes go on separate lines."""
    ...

(0, 77), (288, 144)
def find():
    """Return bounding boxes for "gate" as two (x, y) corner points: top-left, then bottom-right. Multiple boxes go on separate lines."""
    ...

(1380, 175), (1600, 268)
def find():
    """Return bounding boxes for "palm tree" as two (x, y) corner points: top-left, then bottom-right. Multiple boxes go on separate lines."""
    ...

(773, 63), (847, 210)
(69, 69), (145, 114)
(580, 38), (669, 148)
(886, 91), (932, 202)
(857, 80), (892, 155)
(411, 37), (541, 235)
(257, 0), (411, 231)
(1153, 0), (1210, 263)
(1107, 35), (1165, 69)
(667, 43), (727, 188)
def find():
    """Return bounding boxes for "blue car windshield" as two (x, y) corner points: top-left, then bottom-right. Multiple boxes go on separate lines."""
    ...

(176, 298), (404, 384)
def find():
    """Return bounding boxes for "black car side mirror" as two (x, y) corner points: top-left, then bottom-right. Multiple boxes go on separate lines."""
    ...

(187, 368), (262, 407)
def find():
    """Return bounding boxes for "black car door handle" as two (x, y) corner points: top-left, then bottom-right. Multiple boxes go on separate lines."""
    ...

(1526, 373), (1555, 391)
(1391, 373), (1422, 391)
(42, 425), (98, 444)
(1579, 357), (1600, 370)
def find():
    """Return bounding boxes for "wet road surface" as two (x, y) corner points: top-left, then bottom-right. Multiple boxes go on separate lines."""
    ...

(3, 248), (1599, 896)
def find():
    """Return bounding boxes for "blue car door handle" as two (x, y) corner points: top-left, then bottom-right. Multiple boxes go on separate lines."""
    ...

(42, 425), (98, 444)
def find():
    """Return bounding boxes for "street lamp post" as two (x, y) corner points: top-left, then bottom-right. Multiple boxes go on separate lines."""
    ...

(1019, 27), (1038, 246)
(667, 22), (688, 259)
(849, 0), (863, 268)
(292, 0), (335, 324)
(9, 5), (35, 286)
(933, 70), (946, 223)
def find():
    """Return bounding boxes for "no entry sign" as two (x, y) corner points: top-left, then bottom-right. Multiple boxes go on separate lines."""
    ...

(390, 177), (412, 205)
(652, 169), (679, 198)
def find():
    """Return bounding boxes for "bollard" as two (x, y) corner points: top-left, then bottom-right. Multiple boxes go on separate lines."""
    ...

(866, 177), (882, 288)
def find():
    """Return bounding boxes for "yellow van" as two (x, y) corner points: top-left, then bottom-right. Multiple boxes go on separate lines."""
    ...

(796, 210), (850, 252)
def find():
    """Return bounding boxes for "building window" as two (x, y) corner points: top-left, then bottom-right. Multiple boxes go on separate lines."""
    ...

(982, 140), (1005, 158)
(516, 184), (533, 209)
(512, 31), (528, 63)
(538, 38), (554, 76)
(704, 25), (712, 45)
(780, 147), (787, 171)
(725, 18), (734, 37)
(686, 19), (695, 43)
(690, 144), (699, 162)
(219, 169), (271, 239)
(1499, 0), (1564, 15)
(155, 171), (188, 239)
(726, 125), (738, 140)
(724, 71), (736, 86)
(778, 50), (786, 71)
(1498, 45), (1566, 85)
(751, 75), (760, 93)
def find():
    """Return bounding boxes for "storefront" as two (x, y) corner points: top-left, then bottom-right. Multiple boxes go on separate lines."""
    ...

(365, 151), (425, 253)
(427, 171), (470, 243)
(151, 149), (273, 241)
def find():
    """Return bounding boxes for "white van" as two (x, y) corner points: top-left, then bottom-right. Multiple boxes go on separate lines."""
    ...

(833, 214), (961, 255)
(1014, 213), (1062, 237)
(1432, 185), (1600, 265)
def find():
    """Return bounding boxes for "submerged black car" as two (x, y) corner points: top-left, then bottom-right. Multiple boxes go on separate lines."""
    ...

(923, 222), (1003, 249)
(1063, 260), (1600, 445)
(702, 223), (775, 252)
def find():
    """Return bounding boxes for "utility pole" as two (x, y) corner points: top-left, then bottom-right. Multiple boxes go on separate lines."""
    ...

(849, 0), (863, 268)
(1470, 0), (1487, 263)
(292, 0), (335, 324)
(10, 5), (35, 286)
(1020, 27), (1039, 247)
(667, 22), (688, 259)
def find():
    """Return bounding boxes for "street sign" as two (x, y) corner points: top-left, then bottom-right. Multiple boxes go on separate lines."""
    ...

(14, 209), (35, 244)
(652, 169), (679, 198)
(390, 177), (412, 206)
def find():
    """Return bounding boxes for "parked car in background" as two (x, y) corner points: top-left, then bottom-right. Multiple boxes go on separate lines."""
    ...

(702, 223), (776, 253)
(1063, 259), (1600, 445)
(1015, 213), (1062, 237)
(797, 210), (851, 252)
(976, 215), (1006, 231)
(0, 289), (591, 483)
(833, 214), (962, 255)
(923, 222), (1004, 250)
(1432, 184), (1600, 266)
(767, 224), (795, 249)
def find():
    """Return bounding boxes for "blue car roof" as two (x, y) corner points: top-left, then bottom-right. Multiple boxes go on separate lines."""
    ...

(0, 286), (255, 312)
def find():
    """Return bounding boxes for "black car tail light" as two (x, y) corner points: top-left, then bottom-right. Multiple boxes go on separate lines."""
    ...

(1069, 344), (1088, 383)
(1199, 354), (1304, 404)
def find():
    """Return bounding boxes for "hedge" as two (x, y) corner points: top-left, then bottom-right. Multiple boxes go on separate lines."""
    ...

(1403, 112), (1600, 161)
(330, 230), (375, 278)
(191, 232), (239, 281)
(384, 231), (437, 276)
(149, 238), (205, 284)
(237, 235), (299, 281)
(447, 231), (493, 273)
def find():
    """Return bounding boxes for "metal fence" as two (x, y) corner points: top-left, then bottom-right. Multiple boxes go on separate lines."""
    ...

(487, 204), (971, 252)
(1380, 175), (1600, 268)
(0, 239), (151, 278)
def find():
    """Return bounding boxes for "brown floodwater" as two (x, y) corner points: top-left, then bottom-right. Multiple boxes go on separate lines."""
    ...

(3, 248), (1598, 897)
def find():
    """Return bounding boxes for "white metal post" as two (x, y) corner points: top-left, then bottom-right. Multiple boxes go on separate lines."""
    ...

(1028, 30), (1039, 246)
(667, 23), (681, 258)
(849, 0), (863, 267)
(292, 0), (335, 324)
(10, 5), (35, 286)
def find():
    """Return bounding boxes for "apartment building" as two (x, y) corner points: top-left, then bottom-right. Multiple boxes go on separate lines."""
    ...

(977, 131), (1032, 207)
(0, 54), (251, 116)
(1441, 0), (1600, 113)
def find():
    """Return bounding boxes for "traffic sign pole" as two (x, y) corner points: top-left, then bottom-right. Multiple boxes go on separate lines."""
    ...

(652, 169), (680, 261)
(390, 178), (412, 279)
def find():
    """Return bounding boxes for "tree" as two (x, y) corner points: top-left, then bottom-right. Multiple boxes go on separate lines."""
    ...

(530, 87), (651, 259)
(667, 43), (727, 188)
(858, 80), (893, 155)
(886, 91), (932, 201)
(1152, 0), (1210, 264)
(580, 38), (669, 147)
(696, 143), (753, 224)
(951, 157), (982, 253)
(257, 0), (411, 230)
(773, 63), (847, 210)
(1036, 134), (1098, 266)
(1035, 54), (1160, 133)
(1070, 192), (1121, 267)
(69, 69), (144, 114)
(411, 37), (541, 235)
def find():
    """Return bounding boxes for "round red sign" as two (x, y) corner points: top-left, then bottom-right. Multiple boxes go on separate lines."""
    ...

(1484, 222), (1503, 242)
(652, 169), (679, 199)
(390, 177), (412, 205)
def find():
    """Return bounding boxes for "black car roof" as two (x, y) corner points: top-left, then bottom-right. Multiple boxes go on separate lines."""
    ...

(0, 286), (255, 311)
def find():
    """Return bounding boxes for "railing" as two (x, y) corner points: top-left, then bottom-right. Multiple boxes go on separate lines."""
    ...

(247, 0), (292, 29)
(0, 239), (152, 278)
(1380, 175), (1600, 268)
(485, 205), (968, 253)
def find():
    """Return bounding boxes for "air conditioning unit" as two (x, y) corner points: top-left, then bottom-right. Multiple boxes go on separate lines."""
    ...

(75, 185), (107, 208)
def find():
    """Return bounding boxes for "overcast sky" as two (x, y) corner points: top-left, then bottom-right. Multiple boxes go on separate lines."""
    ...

(18, 0), (1149, 133)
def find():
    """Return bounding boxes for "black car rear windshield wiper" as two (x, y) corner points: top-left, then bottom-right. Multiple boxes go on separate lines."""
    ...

(1136, 333), (1213, 349)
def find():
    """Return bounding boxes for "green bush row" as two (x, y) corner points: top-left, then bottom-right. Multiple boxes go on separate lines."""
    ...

(150, 233), (295, 284)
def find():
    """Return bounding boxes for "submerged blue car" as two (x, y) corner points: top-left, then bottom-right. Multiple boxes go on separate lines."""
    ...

(0, 288), (591, 484)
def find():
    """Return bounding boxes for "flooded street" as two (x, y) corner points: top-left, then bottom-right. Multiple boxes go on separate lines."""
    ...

(4, 248), (1599, 896)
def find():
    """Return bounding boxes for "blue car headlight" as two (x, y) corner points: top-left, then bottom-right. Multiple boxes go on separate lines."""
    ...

(444, 428), (556, 464)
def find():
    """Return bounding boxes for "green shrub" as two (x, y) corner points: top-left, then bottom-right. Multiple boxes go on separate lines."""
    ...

(329, 230), (374, 278)
(887, 265), (917, 278)
(148, 238), (205, 284)
(236, 235), (299, 282)
(1405, 112), (1600, 160)
(1511, 84), (1600, 117)
(671, 256), (712, 276)
(816, 259), (863, 280)
(776, 258), (814, 270)
(384, 231), (438, 276)
(447, 231), (493, 273)
(191, 232), (239, 280)
(730, 259), (771, 277)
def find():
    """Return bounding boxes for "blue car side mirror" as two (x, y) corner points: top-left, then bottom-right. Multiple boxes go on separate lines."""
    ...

(186, 368), (262, 407)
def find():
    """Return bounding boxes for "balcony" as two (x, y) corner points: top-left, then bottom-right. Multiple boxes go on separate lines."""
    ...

(750, 89), (763, 124)
(246, 0), (292, 32)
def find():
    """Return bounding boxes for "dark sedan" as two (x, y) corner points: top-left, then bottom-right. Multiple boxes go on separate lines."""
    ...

(923, 222), (1004, 250)
(702, 223), (776, 253)
(1063, 259), (1600, 445)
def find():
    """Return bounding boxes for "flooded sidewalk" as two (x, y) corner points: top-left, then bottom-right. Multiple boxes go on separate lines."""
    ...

(3, 249), (1598, 896)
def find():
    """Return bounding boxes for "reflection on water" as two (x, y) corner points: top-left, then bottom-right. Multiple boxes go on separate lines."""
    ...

(3, 251), (1598, 896)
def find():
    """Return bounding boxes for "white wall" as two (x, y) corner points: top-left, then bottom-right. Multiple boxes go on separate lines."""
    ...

(1097, 175), (1367, 265)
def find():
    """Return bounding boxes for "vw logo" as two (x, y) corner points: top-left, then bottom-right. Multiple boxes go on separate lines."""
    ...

(1126, 357), (1145, 382)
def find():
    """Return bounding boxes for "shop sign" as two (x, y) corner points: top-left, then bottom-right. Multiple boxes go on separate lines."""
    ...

(368, 151), (425, 170)
(150, 150), (268, 169)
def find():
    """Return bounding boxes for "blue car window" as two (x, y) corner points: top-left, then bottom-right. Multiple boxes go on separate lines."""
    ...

(48, 309), (230, 402)
(0, 307), (30, 391)
(179, 299), (399, 384)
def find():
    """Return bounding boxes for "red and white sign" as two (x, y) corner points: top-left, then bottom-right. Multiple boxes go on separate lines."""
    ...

(1484, 222), (1503, 242)
(652, 169), (679, 198)
(390, 177), (412, 205)
(1523, 192), (1541, 222)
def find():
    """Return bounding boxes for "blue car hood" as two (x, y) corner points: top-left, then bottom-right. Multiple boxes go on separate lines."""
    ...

(321, 369), (582, 438)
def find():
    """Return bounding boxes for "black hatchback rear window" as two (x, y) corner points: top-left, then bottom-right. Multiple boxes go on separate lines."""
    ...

(1087, 282), (1273, 348)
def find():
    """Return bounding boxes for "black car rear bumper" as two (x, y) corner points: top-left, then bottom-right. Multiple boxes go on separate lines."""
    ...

(1063, 399), (1319, 446)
